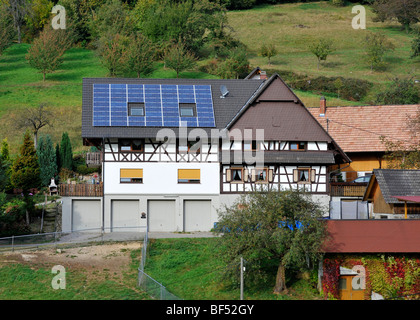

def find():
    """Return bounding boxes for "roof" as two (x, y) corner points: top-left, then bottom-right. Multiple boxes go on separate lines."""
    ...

(391, 196), (420, 203)
(324, 220), (420, 253)
(82, 77), (265, 139)
(308, 104), (420, 153)
(363, 169), (420, 203)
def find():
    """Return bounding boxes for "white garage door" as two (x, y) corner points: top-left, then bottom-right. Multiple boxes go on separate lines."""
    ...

(111, 200), (140, 232)
(72, 200), (102, 232)
(184, 200), (212, 232)
(148, 200), (176, 232)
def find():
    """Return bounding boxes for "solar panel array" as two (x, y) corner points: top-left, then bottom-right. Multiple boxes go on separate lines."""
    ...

(92, 83), (216, 127)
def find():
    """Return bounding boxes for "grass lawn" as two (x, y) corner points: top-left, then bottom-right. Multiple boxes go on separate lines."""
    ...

(144, 238), (322, 300)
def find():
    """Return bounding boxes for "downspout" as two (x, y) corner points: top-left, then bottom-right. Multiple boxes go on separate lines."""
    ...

(102, 137), (105, 234)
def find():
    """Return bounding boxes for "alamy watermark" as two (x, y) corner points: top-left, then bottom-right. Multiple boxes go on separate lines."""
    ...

(352, 5), (366, 30)
(51, 5), (66, 30)
(51, 265), (66, 290)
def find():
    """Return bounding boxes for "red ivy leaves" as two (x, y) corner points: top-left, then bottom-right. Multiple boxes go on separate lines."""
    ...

(323, 259), (341, 299)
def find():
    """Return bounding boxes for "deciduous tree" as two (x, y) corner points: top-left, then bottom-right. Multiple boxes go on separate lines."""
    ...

(164, 41), (196, 78)
(363, 31), (395, 71)
(126, 32), (156, 78)
(259, 43), (278, 65)
(215, 189), (327, 294)
(309, 38), (334, 70)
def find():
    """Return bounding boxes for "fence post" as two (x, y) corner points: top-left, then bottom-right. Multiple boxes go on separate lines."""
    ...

(11, 235), (14, 252)
(240, 257), (244, 300)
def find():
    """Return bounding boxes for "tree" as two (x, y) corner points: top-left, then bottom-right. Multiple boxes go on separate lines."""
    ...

(259, 43), (278, 65)
(37, 134), (57, 187)
(309, 38), (334, 70)
(126, 32), (156, 78)
(215, 189), (327, 294)
(0, 138), (11, 192)
(216, 48), (249, 79)
(16, 103), (53, 148)
(164, 41), (196, 78)
(411, 27), (420, 58)
(26, 25), (73, 81)
(376, 77), (419, 105)
(0, 7), (15, 55)
(96, 32), (129, 77)
(60, 132), (73, 171)
(372, 0), (420, 33)
(10, 131), (41, 224)
(3, 0), (31, 43)
(363, 32), (395, 71)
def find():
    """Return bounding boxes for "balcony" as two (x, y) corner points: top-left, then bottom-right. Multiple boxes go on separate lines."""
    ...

(330, 182), (368, 197)
(85, 152), (102, 166)
(59, 182), (103, 197)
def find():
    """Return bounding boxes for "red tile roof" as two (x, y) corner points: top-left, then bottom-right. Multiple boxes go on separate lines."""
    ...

(324, 220), (420, 253)
(308, 104), (420, 153)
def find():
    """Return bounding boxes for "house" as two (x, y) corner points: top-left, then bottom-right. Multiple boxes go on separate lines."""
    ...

(363, 169), (420, 219)
(309, 99), (420, 182)
(60, 73), (350, 233)
(308, 100), (420, 219)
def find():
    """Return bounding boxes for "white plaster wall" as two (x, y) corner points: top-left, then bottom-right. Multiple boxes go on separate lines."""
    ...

(104, 162), (220, 195)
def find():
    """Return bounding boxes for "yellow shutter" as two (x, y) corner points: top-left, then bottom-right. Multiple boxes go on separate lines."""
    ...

(178, 169), (200, 180)
(120, 169), (143, 178)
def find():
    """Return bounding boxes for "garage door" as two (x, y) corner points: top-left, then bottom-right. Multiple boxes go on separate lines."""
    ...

(148, 200), (176, 232)
(72, 200), (102, 232)
(184, 200), (212, 232)
(111, 200), (140, 232)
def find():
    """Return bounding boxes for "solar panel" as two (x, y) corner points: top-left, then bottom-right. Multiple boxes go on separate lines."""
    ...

(93, 83), (216, 128)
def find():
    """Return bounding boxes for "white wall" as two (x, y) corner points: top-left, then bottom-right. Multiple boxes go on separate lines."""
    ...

(104, 162), (220, 195)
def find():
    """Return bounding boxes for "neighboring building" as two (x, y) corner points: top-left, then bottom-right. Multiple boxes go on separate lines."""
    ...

(363, 169), (420, 219)
(60, 73), (349, 233)
(309, 100), (420, 219)
(309, 100), (420, 182)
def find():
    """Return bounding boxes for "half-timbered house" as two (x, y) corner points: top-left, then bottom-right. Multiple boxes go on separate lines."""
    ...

(61, 73), (350, 233)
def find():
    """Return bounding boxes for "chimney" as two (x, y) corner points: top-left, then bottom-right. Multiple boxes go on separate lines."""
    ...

(320, 96), (326, 117)
(259, 70), (267, 80)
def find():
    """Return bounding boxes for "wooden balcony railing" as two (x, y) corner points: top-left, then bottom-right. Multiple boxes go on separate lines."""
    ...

(330, 182), (368, 197)
(59, 182), (103, 197)
(85, 152), (102, 166)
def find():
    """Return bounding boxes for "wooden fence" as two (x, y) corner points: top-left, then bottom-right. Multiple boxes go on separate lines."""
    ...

(59, 182), (103, 197)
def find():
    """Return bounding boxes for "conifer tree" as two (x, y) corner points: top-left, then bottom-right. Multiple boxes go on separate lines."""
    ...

(60, 132), (73, 171)
(37, 135), (57, 187)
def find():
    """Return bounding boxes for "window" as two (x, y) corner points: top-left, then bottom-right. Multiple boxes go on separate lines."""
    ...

(120, 139), (144, 152)
(253, 168), (268, 183)
(179, 103), (196, 117)
(290, 142), (306, 151)
(226, 168), (248, 183)
(128, 103), (145, 116)
(178, 140), (200, 154)
(120, 169), (143, 183)
(178, 169), (200, 183)
(293, 168), (315, 184)
(244, 141), (259, 151)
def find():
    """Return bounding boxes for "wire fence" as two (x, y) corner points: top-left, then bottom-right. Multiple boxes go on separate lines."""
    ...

(0, 226), (181, 300)
(137, 228), (182, 300)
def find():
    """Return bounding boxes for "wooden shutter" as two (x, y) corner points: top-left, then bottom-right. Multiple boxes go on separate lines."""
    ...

(251, 169), (256, 182)
(226, 169), (232, 182)
(268, 169), (274, 182)
(244, 169), (249, 182)
(293, 169), (298, 182)
(311, 169), (316, 183)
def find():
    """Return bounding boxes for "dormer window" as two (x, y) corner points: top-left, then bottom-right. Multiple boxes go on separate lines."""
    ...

(179, 103), (196, 117)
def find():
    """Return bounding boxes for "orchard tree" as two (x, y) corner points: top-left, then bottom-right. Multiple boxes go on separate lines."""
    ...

(0, 8), (15, 55)
(215, 189), (327, 294)
(372, 0), (420, 33)
(26, 25), (73, 81)
(127, 32), (156, 78)
(216, 49), (249, 79)
(164, 42), (196, 78)
(16, 103), (53, 149)
(259, 43), (278, 65)
(96, 32), (129, 77)
(363, 32), (395, 71)
(3, 0), (31, 43)
(309, 38), (334, 70)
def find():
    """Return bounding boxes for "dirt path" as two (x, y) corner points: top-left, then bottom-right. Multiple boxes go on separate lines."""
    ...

(0, 242), (142, 282)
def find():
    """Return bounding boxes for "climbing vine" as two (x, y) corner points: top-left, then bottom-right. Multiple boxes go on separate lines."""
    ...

(322, 255), (420, 300)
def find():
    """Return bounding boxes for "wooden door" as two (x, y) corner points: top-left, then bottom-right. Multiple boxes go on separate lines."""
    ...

(339, 276), (365, 300)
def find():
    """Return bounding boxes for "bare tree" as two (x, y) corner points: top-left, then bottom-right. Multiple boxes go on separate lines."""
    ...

(17, 103), (53, 149)
(4, 0), (31, 44)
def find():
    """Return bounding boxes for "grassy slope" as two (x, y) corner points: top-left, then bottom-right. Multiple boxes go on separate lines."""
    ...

(226, 2), (420, 107)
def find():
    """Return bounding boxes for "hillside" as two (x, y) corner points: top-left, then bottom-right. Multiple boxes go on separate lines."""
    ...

(0, 1), (418, 154)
